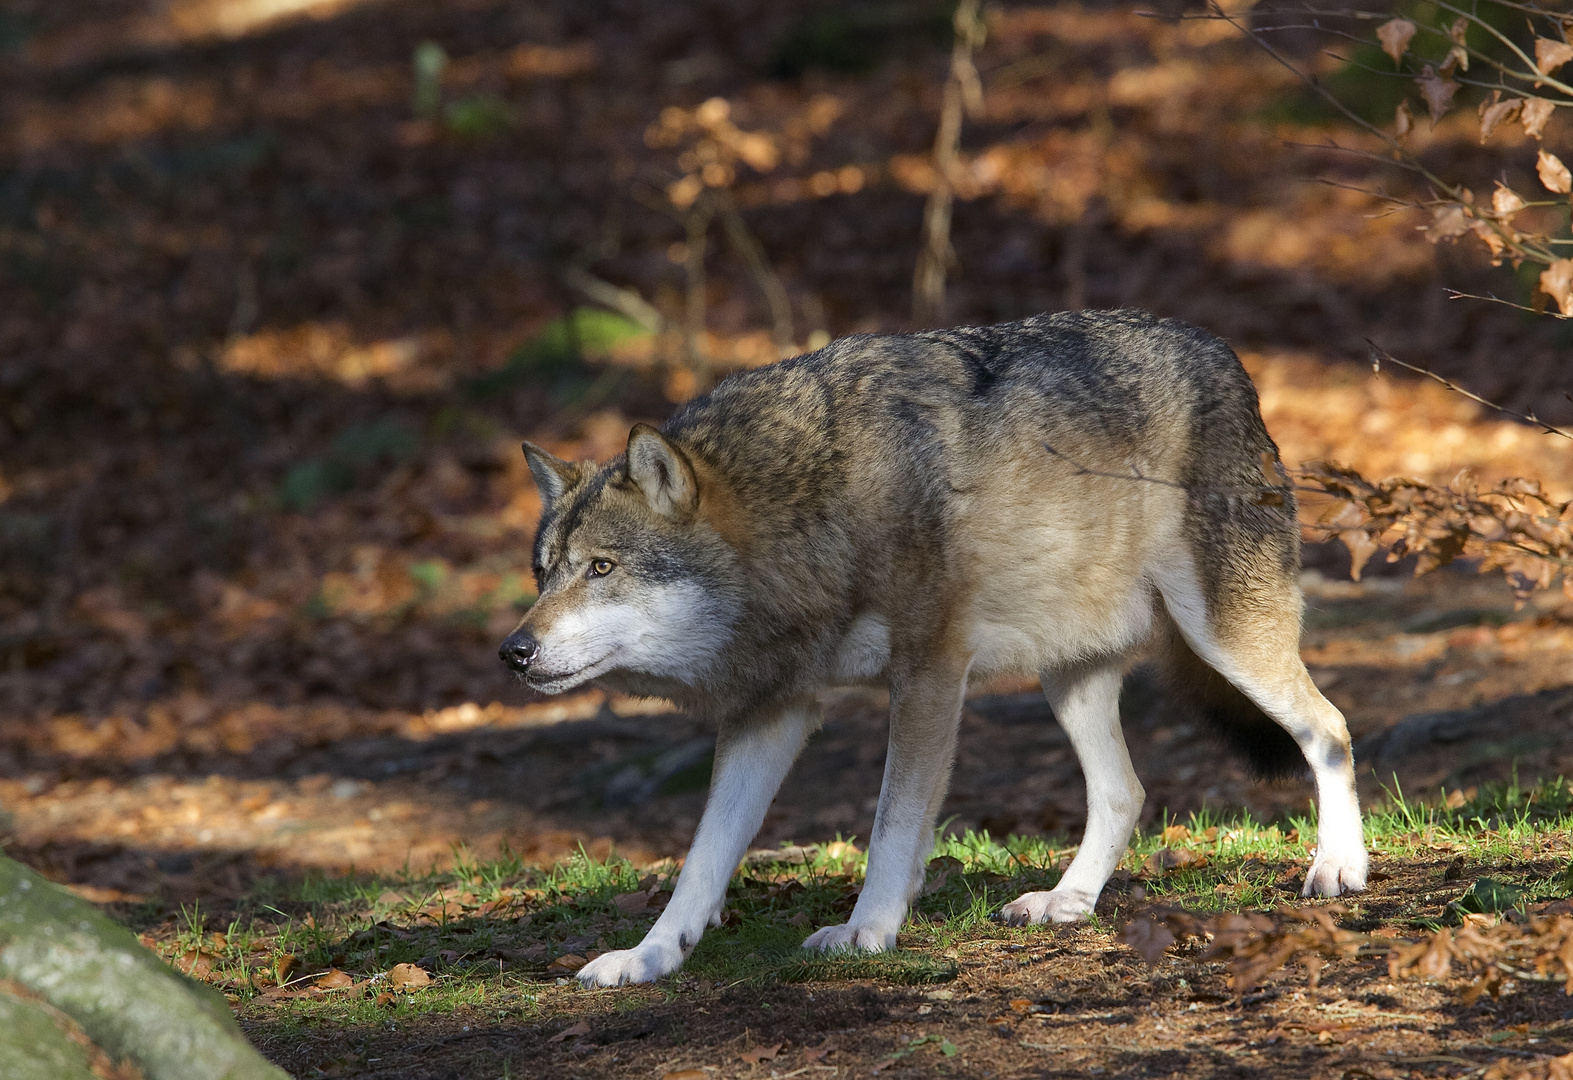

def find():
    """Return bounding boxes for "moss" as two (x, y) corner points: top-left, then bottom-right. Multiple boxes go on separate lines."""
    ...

(0, 855), (287, 1080)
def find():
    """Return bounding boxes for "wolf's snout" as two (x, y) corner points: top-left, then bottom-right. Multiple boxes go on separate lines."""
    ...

(498, 631), (540, 672)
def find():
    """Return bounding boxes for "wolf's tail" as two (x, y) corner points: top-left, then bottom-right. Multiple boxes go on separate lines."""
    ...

(1153, 613), (1305, 780)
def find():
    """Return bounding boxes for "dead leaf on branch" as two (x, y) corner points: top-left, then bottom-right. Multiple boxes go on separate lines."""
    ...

(1424, 204), (1472, 244)
(1492, 183), (1527, 220)
(1417, 65), (1461, 124)
(1522, 97), (1557, 138)
(1378, 18), (1417, 65)
(1394, 99), (1413, 139)
(1538, 150), (1572, 195)
(1535, 37), (1573, 76)
(1480, 94), (1523, 143)
(1445, 17), (1470, 73)
(1541, 259), (1573, 316)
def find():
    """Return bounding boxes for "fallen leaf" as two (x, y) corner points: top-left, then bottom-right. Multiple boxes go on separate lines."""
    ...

(662, 1072), (708, 1080)
(549, 1019), (591, 1043)
(1417, 65), (1460, 125)
(1377, 18), (1416, 65)
(547, 953), (589, 973)
(612, 890), (650, 915)
(740, 1042), (782, 1064)
(1536, 37), (1573, 75)
(1541, 259), (1573, 316)
(1538, 150), (1572, 194)
(1008, 998), (1032, 1013)
(387, 962), (431, 990)
(176, 949), (218, 978)
(1161, 824), (1190, 845)
(373, 992), (394, 1006)
(1522, 97), (1556, 138)
(1142, 847), (1207, 875)
(315, 968), (355, 990)
(272, 954), (299, 985)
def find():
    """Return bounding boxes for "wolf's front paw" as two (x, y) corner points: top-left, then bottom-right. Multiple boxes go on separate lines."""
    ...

(1302, 848), (1368, 898)
(801, 921), (897, 953)
(576, 943), (682, 987)
(998, 888), (1094, 926)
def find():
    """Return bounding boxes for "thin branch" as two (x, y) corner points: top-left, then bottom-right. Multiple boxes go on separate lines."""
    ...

(914, 0), (986, 326)
(1442, 286), (1569, 318)
(712, 189), (796, 357)
(1365, 340), (1573, 440)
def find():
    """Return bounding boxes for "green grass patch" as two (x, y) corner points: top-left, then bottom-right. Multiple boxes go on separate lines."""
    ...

(137, 778), (1573, 1026)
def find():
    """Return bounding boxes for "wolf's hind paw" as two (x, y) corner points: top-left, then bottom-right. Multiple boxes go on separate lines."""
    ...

(998, 889), (1093, 926)
(801, 922), (896, 953)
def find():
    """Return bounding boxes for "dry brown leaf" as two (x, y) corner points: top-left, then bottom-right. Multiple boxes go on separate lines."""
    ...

(315, 968), (354, 990)
(1161, 823), (1191, 844)
(373, 991), (394, 1006)
(740, 1043), (783, 1064)
(175, 949), (217, 978)
(1536, 37), (1573, 75)
(272, 954), (298, 985)
(1142, 847), (1207, 875)
(547, 953), (589, 973)
(1417, 65), (1461, 124)
(1538, 150), (1572, 194)
(612, 890), (650, 915)
(1492, 183), (1527, 219)
(1377, 18), (1417, 65)
(387, 962), (431, 990)
(1424, 204), (1472, 243)
(1479, 95), (1523, 143)
(1540, 259), (1573, 315)
(1394, 99), (1413, 139)
(1522, 97), (1557, 138)
(548, 1019), (590, 1043)
(662, 1072), (708, 1080)
(1446, 17), (1470, 73)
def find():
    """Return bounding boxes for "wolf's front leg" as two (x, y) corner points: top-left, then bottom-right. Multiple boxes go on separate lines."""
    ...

(577, 703), (817, 987)
(803, 662), (967, 953)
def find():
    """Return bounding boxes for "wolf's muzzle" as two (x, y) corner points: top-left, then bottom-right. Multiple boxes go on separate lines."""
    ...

(498, 631), (540, 673)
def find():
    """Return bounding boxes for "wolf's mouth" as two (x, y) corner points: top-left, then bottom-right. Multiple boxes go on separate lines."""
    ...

(521, 654), (614, 692)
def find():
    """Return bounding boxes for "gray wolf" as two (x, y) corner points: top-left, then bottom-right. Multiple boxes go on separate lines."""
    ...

(499, 309), (1367, 987)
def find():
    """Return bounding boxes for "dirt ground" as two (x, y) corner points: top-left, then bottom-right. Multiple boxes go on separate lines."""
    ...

(2, 0), (1572, 1076)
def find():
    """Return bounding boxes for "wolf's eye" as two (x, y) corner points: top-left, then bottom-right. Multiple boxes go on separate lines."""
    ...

(587, 559), (615, 579)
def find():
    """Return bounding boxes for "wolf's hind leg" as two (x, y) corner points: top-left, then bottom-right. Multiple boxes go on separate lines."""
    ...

(803, 660), (968, 954)
(1160, 570), (1367, 897)
(577, 703), (818, 987)
(1000, 660), (1140, 925)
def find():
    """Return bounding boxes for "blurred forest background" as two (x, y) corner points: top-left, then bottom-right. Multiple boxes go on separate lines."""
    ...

(0, 0), (1571, 905)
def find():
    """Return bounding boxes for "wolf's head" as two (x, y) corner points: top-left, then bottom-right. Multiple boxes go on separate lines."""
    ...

(498, 424), (739, 695)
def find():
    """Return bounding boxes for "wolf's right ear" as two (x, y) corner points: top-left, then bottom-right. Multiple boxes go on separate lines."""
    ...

(521, 442), (581, 507)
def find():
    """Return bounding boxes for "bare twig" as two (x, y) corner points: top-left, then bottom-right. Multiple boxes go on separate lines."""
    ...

(560, 265), (665, 334)
(684, 193), (715, 382)
(1366, 340), (1573, 441)
(913, 0), (986, 326)
(712, 189), (795, 357)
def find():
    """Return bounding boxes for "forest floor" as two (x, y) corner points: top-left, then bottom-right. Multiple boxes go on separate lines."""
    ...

(1, 0), (1572, 1076)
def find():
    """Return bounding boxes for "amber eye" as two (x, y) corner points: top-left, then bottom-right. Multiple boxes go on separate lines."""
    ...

(587, 559), (615, 579)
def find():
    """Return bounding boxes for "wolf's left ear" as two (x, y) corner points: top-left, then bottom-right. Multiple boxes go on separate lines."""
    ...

(521, 441), (581, 507)
(626, 424), (698, 518)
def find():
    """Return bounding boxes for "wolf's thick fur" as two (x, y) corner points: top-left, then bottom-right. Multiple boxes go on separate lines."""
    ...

(501, 310), (1367, 987)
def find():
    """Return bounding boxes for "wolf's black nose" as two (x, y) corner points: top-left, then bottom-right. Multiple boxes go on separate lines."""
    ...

(499, 632), (539, 672)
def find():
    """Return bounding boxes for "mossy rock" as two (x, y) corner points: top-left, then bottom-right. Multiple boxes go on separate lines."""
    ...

(0, 854), (287, 1080)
